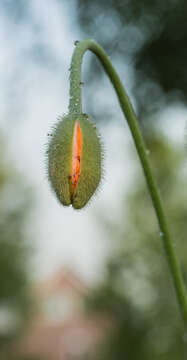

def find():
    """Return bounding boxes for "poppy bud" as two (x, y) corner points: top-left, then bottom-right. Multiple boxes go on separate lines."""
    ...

(47, 113), (102, 209)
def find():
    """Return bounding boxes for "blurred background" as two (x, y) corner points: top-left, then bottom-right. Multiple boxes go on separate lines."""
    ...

(1, 0), (187, 359)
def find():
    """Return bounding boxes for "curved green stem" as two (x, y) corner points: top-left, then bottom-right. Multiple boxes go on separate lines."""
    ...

(69, 39), (187, 327)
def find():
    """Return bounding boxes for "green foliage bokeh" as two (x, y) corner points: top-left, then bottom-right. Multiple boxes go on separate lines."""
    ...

(0, 136), (33, 358)
(85, 130), (187, 359)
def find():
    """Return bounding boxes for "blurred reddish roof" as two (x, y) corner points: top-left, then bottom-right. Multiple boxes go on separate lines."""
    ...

(36, 267), (87, 298)
(15, 268), (112, 360)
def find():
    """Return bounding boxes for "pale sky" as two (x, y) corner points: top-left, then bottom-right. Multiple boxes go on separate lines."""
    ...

(1, 0), (187, 284)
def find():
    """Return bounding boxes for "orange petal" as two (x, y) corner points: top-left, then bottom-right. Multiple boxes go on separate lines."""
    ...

(71, 120), (82, 191)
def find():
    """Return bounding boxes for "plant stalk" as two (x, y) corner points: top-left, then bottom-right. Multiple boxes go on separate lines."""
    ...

(69, 39), (187, 327)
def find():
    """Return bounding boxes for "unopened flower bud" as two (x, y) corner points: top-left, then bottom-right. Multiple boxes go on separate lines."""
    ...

(47, 113), (102, 209)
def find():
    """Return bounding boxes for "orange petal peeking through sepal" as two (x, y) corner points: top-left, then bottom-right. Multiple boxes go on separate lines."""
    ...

(71, 120), (82, 192)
